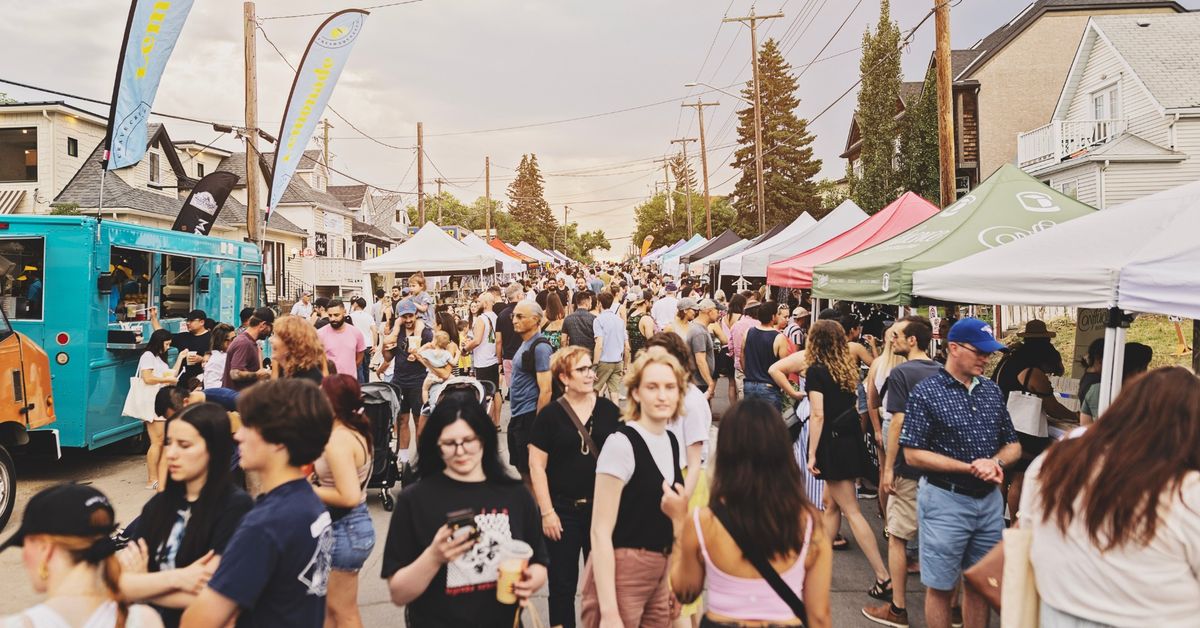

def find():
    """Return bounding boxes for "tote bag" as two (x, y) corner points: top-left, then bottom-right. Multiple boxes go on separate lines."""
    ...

(1000, 527), (1040, 628)
(1007, 391), (1048, 437)
(122, 376), (160, 422)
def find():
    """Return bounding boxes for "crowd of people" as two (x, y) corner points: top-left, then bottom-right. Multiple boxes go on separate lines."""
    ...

(3, 260), (1198, 628)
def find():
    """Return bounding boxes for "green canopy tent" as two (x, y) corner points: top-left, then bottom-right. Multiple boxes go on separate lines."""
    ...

(812, 164), (1097, 305)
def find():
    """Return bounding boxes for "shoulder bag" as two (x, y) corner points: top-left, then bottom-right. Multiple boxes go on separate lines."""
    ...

(1007, 368), (1049, 437)
(556, 396), (599, 459)
(709, 503), (808, 625)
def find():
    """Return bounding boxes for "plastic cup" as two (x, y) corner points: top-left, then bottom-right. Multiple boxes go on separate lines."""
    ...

(495, 540), (534, 604)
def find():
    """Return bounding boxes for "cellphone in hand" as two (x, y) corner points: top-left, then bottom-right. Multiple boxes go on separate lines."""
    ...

(447, 508), (480, 544)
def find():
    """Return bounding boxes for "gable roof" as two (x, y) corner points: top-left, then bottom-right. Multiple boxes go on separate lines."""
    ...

(1091, 13), (1200, 110)
(955, 0), (1185, 81)
(328, 184), (368, 208)
(840, 82), (926, 158)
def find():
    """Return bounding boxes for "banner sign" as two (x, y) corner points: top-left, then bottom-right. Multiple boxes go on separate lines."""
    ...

(172, 171), (238, 235)
(105, 0), (196, 170)
(268, 9), (369, 213)
(640, 235), (654, 258)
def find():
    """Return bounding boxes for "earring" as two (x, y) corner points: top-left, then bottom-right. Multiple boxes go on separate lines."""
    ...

(38, 562), (49, 581)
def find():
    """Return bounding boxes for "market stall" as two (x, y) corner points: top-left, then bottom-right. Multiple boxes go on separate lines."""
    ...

(687, 237), (751, 276)
(659, 234), (709, 276)
(678, 229), (742, 266)
(460, 231), (527, 275)
(363, 222), (499, 317)
(719, 213), (817, 279)
(514, 241), (557, 265)
(739, 200), (868, 278)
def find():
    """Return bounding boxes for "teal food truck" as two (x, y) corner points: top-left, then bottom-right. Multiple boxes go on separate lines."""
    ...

(0, 215), (264, 453)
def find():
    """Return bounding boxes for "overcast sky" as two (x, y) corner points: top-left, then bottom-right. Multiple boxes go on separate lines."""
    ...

(4, 1), (1196, 259)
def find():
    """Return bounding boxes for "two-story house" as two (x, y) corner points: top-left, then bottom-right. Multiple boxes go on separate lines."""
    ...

(328, 183), (407, 261)
(0, 101), (106, 215)
(1017, 13), (1200, 208)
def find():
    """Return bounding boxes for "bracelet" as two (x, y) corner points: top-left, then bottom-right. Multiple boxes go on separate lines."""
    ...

(542, 510), (556, 518)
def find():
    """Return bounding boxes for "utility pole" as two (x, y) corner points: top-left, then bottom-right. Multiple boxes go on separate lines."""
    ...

(434, 177), (445, 222)
(934, 0), (957, 207)
(671, 138), (697, 236)
(725, 9), (783, 235)
(320, 118), (334, 168)
(682, 99), (719, 238)
(657, 157), (673, 226)
(484, 156), (492, 238)
(416, 122), (425, 224)
(243, 1), (260, 246)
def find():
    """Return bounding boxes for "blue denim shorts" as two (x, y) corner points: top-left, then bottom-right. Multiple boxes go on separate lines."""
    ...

(916, 477), (1003, 591)
(743, 381), (783, 412)
(331, 503), (376, 572)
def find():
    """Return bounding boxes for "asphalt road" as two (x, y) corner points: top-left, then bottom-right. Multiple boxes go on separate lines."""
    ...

(1, 380), (994, 627)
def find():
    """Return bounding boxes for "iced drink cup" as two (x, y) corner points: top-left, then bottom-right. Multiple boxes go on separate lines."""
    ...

(495, 540), (534, 604)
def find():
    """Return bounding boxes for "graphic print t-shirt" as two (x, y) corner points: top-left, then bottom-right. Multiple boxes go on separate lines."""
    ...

(208, 479), (332, 628)
(381, 474), (548, 628)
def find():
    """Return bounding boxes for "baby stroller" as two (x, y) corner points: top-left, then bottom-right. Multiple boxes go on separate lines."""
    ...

(361, 381), (403, 511)
(425, 375), (497, 415)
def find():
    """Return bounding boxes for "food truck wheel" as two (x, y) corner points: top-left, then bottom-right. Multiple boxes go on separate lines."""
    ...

(0, 446), (14, 531)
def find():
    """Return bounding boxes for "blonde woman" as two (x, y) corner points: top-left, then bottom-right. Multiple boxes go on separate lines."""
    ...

(865, 325), (906, 515)
(269, 315), (329, 384)
(582, 347), (688, 628)
(804, 320), (891, 598)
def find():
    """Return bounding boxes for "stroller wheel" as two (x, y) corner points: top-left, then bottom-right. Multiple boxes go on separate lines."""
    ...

(380, 488), (395, 512)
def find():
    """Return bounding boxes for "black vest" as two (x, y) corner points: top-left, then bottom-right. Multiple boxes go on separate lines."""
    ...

(611, 424), (683, 554)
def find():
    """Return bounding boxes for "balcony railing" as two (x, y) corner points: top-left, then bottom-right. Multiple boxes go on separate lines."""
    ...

(1017, 119), (1127, 169)
(302, 257), (363, 288)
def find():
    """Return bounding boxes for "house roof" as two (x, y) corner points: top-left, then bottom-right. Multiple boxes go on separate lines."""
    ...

(954, 0), (1185, 81)
(899, 81), (925, 106)
(351, 217), (399, 244)
(0, 101), (107, 125)
(1091, 13), (1200, 110)
(328, 184), (368, 208)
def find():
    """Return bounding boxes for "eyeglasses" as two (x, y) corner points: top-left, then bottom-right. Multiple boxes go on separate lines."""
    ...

(572, 364), (594, 375)
(952, 342), (990, 358)
(438, 435), (481, 456)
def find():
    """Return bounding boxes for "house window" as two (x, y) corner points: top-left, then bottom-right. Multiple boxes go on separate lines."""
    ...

(395, 209), (403, 224)
(149, 152), (160, 183)
(315, 233), (328, 257)
(0, 127), (38, 182)
(67, 137), (78, 157)
(1091, 84), (1120, 120)
(1058, 180), (1078, 199)
(197, 162), (205, 177)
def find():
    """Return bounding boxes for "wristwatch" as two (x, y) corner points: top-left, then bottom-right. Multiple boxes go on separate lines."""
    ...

(993, 457), (1006, 470)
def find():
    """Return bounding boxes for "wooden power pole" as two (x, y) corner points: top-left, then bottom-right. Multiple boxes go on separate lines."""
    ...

(671, 138), (697, 236)
(484, 156), (492, 238)
(416, 122), (425, 224)
(682, 99), (719, 238)
(243, 1), (260, 245)
(434, 177), (445, 222)
(725, 8), (783, 235)
(658, 157), (673, 226)
(935, 0), (957, 206)
(320, 118), (334, 168)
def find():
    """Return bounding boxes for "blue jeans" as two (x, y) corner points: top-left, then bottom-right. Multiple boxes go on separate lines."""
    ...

(546, 500), (592, 628)
(743, 380), (783, 412)
(330, 503), (376, 571)
(916, 477), (1003, 590)
(357, 348), (372, 384)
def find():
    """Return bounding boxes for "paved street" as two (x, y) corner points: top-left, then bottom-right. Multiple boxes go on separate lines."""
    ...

(2, 380), (993, 627)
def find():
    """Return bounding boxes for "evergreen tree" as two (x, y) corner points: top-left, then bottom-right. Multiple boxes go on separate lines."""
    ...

(852, 0), (902, 214)
(505, 154), (557, 248)
(670, 152), (697, 194)
(730, 38), (821, 235)
(897, 67), (940, 201)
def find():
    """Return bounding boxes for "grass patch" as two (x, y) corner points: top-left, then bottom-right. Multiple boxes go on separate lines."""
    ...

(1040, 314), (1193, 371)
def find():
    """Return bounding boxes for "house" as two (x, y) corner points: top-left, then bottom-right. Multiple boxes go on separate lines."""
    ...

(0, 102), (107, 215)
(840, 0), (1185, 194)
(1017, 13), (1200, 208)
(328, 183), (407, 260)
(840, 80), (927, 180)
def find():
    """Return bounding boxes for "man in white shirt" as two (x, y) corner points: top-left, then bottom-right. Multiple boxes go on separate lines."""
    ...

(650, 282), (679, 331)
(349, 297), (376, 383)
(290, 291), (314, 318)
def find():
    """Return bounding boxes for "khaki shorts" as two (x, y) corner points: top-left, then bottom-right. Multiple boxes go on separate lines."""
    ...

(594, 361), (624, 398)
(734, 369), (745, 397)
(887, 475), (919, 541)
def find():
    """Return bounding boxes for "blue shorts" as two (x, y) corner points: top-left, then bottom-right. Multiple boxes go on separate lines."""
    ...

(330, 503), (376, 572)
(856, 380), (868, 414)
(916, 477), (1003, 591)
(743, 381), (783, 412)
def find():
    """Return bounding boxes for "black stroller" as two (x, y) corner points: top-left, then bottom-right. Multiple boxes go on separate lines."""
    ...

(361, 381), (403, 511)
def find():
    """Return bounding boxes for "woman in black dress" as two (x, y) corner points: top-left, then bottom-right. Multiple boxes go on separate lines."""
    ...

(804, 320), (891, 596)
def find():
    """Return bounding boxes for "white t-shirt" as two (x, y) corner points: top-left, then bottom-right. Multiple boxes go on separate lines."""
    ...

(350, 310), (374, 346)
(203, 351), (226, 390)
(1019, 455), (1200, 626)
(472, 311), (499, 368)
(669, 385), (711, 468)
(137, 351), (171, 377)
(290, 300), (314, 318)
(650, 296), (679, 331)
(596, 422), (675, 483)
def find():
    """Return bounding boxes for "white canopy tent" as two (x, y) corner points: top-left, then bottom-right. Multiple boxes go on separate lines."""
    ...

(719, 213), (817, 278)
(912, 179), (1200, 412)
(659, 234), (708, 277)
(460, 231), (526, 275)
(363, 222), (496, 274)
(739, 200), (868, 278)
(688, 239), (751, 275)
(514, 241), (556, 263)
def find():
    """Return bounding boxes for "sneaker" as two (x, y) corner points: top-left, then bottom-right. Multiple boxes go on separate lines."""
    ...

(862, 603), (909, 627)
(858, 486), (879, 500)
(951, 607), (963, 628)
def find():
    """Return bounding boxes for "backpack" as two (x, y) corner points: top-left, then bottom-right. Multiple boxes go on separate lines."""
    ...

(520, 336), (563, 399)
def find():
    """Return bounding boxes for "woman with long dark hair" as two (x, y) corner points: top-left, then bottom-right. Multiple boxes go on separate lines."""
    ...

(382, 392), (548, 627)
(118, 403), (252, 627)
(670, 398), (832, 627)
(1019, 367), (1200, 626)
(542, 292), (566, 351)
(134, 329), (188, 490)
(314, 374), (375, 628)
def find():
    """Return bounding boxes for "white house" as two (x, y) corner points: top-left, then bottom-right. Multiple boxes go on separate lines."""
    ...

(0, 101), (107, 215)
(1016, 13), (1200, 208)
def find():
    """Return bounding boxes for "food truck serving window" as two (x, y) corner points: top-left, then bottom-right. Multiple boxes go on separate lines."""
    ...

(161, 255), (194, 319)
(109, 247), (151, 322)
(0, 237), (45, 320)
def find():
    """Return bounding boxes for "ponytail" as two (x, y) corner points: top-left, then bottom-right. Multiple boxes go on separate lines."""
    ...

(100, 553), (130, 628)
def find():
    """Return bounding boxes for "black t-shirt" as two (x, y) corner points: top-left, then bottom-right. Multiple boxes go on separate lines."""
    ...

(497, 305), (520, 360)
(529, 397), (621, 501)
(173, 330), (212, 384)
(381, 474), (549, 628)
(805, 363), (858, 437)
(125, 487), (253, 628)
(208, 478), (332, 628)
(884, 359), (943, 479)
(491, 302), (507, 317)
(562, 310), (596, 351)
(392, 326), (435, 388)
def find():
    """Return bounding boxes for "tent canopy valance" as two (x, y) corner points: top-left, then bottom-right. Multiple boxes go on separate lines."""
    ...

(460, 231), (525, 274)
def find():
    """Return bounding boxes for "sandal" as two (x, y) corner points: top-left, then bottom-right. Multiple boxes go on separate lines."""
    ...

(832, 534), (850, 551)
(868, 578), (893, 601)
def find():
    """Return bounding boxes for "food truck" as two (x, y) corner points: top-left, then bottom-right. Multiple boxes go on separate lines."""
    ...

(0, 215), (264, 525)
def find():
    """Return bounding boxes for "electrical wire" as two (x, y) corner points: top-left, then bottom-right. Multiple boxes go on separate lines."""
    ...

(0, 77), (231, 128)
(791, 0), (864, 80)
(261, 0), (425, 21)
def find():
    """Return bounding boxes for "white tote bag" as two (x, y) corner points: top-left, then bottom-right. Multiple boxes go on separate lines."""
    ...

(1007, 391), (1048, 437)
(122, 376), (160, 422)
(1000, 527), (1040, 628)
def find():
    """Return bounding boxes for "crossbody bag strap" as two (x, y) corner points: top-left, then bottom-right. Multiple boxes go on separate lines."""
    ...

(557, 396), (599, 460)
(709, 503), (808, 625)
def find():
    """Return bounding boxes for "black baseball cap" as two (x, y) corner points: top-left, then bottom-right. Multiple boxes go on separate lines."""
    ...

(185, 309), (207, 322)
(0, 484), (117, 552)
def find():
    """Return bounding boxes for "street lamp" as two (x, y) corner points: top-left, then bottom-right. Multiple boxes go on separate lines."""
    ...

(686, 79), (768, 235)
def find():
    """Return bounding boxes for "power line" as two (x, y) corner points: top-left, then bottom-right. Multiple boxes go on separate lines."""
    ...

(261, 0), (424, 21)
(0, 76), (231, 128)
(792, 0), (865, 79)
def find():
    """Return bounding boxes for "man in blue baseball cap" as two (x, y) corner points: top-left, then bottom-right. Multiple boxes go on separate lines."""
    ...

(896, 317), (1020, 628)
(379, 298), (432, 477)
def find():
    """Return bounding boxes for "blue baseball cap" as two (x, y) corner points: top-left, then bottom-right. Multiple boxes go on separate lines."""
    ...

(946, 317), (1006, 353)
(395, 299), (417, 316)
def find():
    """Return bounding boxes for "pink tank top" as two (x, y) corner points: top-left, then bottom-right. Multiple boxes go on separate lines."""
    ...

(693, 508), (812, 622)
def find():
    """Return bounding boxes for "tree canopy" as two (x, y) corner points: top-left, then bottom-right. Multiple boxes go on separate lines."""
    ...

(849, 0), (903, 213)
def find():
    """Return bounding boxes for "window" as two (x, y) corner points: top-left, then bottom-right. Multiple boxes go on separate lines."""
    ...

(196, 162), (205, 177)
(160, 255), (194, 318)
(1058, 180), (1078, 199)
(149, 152), (160, 184)
(1091, 84), (1120, 120)
(108, 247), (152, 322)
(0, 238), (45, 320)
(67, 137), (78, 158)
(315, 233), (328, 257)
(0, 127), (38, 182)
(243, 275), (260, 310)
